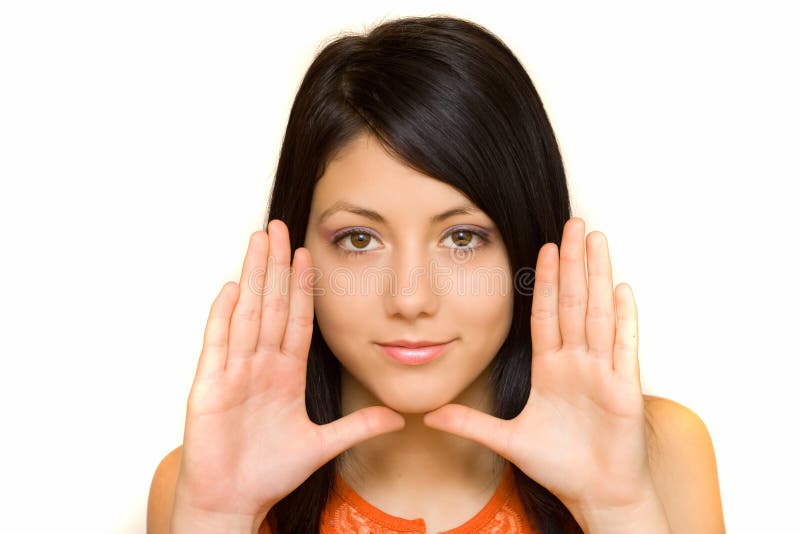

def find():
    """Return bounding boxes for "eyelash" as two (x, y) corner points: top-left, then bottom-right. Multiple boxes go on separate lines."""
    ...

(331, 226), (492, 258)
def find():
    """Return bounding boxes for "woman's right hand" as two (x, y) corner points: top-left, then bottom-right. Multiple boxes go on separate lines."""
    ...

(172, 219), (406, 529)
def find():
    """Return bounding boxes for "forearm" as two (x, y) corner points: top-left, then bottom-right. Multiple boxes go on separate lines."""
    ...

(571, 488), (671, 534)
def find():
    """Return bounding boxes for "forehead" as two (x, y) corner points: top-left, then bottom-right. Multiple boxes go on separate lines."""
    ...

(311, 134), (477, 215)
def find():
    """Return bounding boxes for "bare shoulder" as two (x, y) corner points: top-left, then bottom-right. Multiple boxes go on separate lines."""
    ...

(147, 445), (183, 534)
(642, 395), (725, 533)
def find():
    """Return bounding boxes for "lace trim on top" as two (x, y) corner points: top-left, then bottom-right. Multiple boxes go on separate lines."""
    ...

(318, 461), (538, 533)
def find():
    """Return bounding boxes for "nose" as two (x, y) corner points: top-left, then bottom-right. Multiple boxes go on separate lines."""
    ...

(381, 244), (441, 320)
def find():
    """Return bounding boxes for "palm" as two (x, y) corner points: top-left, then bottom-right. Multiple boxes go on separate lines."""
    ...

(509, 347), (647, 507)
(423, 218), (651, 511)
(176, 220), (405, 518)
(181, 346), (319, 515)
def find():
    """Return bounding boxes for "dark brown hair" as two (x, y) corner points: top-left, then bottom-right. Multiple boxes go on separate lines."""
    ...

(264, 15), (582, 533)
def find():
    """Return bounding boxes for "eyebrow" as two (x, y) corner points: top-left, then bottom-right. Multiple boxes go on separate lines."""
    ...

(317, 200), (481, 225)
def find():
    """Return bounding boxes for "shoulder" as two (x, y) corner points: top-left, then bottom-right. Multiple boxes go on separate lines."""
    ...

(642, 395), (725, 533)
(147, 445), (183, 534)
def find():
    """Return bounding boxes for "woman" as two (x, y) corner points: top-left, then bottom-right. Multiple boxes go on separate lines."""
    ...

(148, 15), (724, 533)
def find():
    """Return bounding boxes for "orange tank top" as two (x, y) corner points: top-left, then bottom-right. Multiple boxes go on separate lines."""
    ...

(259, 461), (539, 533)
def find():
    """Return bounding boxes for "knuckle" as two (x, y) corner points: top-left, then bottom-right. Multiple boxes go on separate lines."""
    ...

(263, 293), (289, 314)
(615, 337), (636, 351)
(586, 303), (614, 320)
(558, 293), (585, 309)
(203, 339), (227, 350)
(233, 306), (260, 322)
(531, 307), (556, 321)
(290, 313), (315, 329)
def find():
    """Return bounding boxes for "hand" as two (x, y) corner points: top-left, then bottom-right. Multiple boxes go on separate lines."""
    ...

(174, 220), (406, 522)
(423, 217), (654, 515)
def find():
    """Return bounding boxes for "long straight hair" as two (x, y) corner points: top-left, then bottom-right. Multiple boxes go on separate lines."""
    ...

(264, 15), (582, 533)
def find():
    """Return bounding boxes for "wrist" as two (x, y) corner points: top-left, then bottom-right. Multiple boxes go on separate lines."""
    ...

(569, 485), (671, 534)
(170, 499), (269, 534)
(170, 478), (274, 534)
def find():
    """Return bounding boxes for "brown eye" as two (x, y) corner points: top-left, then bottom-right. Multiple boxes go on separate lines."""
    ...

(441, 227), (490, 251)
(333, 228), (381, 256)
(451, 229), (474, 247)
(350, 232), (371, 249)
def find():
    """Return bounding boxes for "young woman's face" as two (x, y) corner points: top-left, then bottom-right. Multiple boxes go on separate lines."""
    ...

(303, 133), (514, 413)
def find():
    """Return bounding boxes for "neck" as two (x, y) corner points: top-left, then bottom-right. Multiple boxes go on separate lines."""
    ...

(336, 365), (506, 501)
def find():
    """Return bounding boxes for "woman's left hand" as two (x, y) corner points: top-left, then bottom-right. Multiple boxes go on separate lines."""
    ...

(423, 217), (656, 517)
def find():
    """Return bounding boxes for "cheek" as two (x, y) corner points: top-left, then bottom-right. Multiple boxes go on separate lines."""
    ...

(445, 272), (514, 351)
(313, 288), (376, 357)
(456, 293), (513, 337)
(450, 262), (513, 315)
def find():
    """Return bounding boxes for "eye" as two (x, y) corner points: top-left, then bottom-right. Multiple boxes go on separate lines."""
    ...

(441, 227), (490, 250)
(331, 225), (491, 258)
(332, 228), (381, 257)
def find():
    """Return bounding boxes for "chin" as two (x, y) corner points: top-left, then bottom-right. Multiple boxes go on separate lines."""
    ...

(371, 382), (459, 415)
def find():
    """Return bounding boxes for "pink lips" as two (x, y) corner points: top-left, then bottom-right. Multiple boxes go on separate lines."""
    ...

(377, 340), (454, 365)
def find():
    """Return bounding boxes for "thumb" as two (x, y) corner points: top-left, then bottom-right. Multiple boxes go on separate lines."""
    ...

(318, 406), (406, 458)
(423, 404), (513, 458)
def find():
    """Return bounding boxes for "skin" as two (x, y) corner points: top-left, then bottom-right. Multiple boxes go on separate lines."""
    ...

(162, 129), (724, 533)
(302, 132), (514, 526)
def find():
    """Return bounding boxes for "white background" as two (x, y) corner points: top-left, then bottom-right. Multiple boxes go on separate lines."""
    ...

(1, 1), (797, 532)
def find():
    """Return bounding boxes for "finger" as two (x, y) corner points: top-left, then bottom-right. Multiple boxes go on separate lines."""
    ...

(280, 247), (315, 362)
(558, 218), (589, 351)
(531, 242), (561, 356)
(318, 407), (406, 459)
(613, 283), (639, 379)
(585, 231), (616, 368)
(258, 219), (292, 353)
(422, 404), (513, 460)
(228, 231), (269, 359)
(195, 281), (239, 380)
